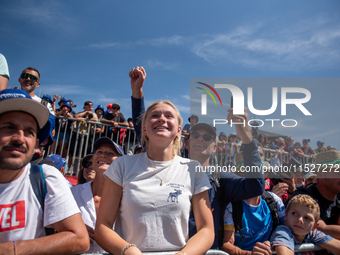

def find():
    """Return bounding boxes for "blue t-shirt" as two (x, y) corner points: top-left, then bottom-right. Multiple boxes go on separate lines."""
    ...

(270, 225), (333, 255)
(224, 191), (285, 251)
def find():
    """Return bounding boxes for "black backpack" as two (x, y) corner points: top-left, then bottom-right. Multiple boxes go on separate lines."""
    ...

(29, 164), (55, 235)
(231, 191), (280, 243)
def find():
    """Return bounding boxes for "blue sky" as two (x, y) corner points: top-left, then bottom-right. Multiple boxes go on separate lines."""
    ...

(1, 0), (340, 149)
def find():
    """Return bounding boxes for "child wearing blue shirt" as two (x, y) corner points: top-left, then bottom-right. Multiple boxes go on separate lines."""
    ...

(270, 194), (340, 255)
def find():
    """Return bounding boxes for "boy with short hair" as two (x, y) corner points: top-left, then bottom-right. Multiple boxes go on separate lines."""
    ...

(270, 194), (340, 255)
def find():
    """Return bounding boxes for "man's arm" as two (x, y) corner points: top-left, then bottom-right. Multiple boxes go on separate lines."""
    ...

(0, 75), (8, 91)
(317, 219), (340, 240)
(222, 229), (251, 255)
(222, 108), (265, 202)
(129, 66), (146, 145)
(0, 213), (89, 255)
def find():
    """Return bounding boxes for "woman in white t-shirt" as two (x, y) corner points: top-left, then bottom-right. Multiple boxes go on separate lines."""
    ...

(95, 101), (214, 255)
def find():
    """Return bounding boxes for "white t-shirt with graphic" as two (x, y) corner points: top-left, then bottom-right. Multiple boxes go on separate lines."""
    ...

(104, 152), (211, 252)
(32, 95), (55, 116)
(0, 164), (80, 242)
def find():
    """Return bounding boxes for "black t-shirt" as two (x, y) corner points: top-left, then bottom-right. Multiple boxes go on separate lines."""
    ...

(102, 112), (126, 123)
(292, 183), (340, 224)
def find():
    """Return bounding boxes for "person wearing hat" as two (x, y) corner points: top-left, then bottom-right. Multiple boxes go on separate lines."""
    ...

(302, 138), (317, 164)
(217, 132), (228, 165)
(50, 101), (74, 157)
(0, 89), (89, 254)
(45, 154), (73, 187)
(101, 102), (129, 128)
(315, 141), (325, 154)
(71, 137), (124, 254)
(101, 102), (129, 145)
(291, 150), (340, 239)
(68, 101), (98, 170)
(129, 65), (265, 250)
(77, 154), (95, 185)
(181, 114), (199, 158)
(94, 105), (105, 139)
(225, 132), (239, 166)
(327, 145), (337, 151)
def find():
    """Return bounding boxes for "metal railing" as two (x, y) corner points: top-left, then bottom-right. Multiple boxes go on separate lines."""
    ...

(44, 116), (138, 175)
(81, 244), (325, 254)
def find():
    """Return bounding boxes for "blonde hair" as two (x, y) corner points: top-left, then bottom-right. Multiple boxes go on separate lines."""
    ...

(141, 101), (183, 156)
(286, 194), (320, 223)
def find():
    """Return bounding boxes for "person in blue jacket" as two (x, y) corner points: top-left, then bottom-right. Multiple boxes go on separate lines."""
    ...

(128, 66), (265, 250)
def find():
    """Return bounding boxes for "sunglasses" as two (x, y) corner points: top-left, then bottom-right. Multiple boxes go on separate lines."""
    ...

(304, 140), (310, 143)
(20, 73), (39, 82)
(112, 107), (120, 110)
(190, 131), (214, 141)
(287, 139), (294, 142)
(82, 161), (92, 168)
(259, 136), (265, 139)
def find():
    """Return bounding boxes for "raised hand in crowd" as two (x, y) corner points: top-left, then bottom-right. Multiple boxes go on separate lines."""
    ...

(129, 66), (146, 99)
(226, 108), (253, 144)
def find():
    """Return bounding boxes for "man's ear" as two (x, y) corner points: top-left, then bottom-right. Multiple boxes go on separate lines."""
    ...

(35, 138), (39, 148)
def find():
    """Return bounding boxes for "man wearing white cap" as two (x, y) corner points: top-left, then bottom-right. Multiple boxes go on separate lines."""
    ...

(0, 89), (89, 254)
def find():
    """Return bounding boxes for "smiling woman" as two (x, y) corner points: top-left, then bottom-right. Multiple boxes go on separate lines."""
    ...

(95, 101), (214, 255)
(71, 137), (124, 254)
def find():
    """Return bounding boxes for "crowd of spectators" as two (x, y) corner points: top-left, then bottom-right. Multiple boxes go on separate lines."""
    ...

(0, 53), (339, 255)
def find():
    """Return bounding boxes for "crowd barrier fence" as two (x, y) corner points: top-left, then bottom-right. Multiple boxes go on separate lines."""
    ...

(44, 116), (138, 175)
(81, 244), (324, 254)
(46, 117), (317, 176)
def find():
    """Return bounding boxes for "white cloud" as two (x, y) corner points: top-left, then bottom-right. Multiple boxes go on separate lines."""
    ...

(136, 35), (184, 47)
(89, 42), (123, 49)
(190, 20), (340, 71)
(146, 59), (177, 70)
(37, 84), (85, 97)
(6, 0), (75, 32)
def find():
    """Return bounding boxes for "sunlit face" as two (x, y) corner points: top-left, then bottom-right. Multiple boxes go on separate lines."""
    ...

(143, 103), (181, 144)
(187, 128), (216, 161)
(83, 158), (95, 182)
(92, 144), (120, 173)
(190, 117), (198, 125)
(18, 69), (40, 94)
(84, 103), (93, 112)
(285, 204), (316, 242)
(286, 138), (294, 146)
(0, 112), (38, 171)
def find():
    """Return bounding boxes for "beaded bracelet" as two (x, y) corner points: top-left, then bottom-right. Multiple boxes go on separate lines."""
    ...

(120, 243), (136, 255)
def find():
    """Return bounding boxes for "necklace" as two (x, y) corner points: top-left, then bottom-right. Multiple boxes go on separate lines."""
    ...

(148, 156), (175, 186)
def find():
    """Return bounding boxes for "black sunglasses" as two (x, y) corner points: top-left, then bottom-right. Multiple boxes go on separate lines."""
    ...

(190, 131), (214, 141)
(82, 161), (92, 168)
(112, 107), (120, 110)
(20, 73), (39, 82)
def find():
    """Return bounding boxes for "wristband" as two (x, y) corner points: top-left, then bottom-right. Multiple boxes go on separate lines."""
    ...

(111, 121), (114, 125)
(121, 244), (136, 255)
(13, 241), (17, 255)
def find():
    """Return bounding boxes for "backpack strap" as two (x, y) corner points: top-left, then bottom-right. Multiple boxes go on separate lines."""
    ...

(29, 164), (54, 235)
(231, 200), (244, 243)
(216, 178), (227, 249)
(261, 191), (280, 232)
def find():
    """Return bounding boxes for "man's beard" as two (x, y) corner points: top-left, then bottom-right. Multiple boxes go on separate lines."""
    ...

(21, 83), (36, 94)
(0, 144), (32, 170)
